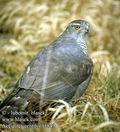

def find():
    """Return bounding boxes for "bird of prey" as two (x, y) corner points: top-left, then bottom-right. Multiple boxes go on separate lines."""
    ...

(0, 20), (93, 124)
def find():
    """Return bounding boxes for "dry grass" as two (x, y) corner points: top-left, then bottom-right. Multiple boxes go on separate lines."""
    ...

(0, 0), (120, 131)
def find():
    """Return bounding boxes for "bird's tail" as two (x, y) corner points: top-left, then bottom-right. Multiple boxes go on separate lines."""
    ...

(0, 88), (45, 125)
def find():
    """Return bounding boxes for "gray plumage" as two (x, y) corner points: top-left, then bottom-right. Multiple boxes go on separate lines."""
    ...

(0, 20), (93, 124)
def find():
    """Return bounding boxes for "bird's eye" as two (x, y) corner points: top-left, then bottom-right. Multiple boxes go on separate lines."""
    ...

(74, 25), (81, 30)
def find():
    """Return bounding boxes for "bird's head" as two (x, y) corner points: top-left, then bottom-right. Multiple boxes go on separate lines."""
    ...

(65, 20), (90, 37)
(62, 20), (91, 54)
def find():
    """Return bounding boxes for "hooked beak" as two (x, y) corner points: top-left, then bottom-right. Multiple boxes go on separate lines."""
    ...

(85, 25), (91, 33)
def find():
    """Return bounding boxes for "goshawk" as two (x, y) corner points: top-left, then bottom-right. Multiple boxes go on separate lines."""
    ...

(0, 20), (93, 124)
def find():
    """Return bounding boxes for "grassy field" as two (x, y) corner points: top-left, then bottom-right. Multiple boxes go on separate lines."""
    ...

(0, 0), (120, 131)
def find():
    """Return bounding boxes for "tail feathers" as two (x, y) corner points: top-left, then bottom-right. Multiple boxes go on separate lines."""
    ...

(0, 88), (44, 125)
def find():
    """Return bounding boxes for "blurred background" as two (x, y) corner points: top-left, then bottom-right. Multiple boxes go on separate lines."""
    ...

(0, 0), (120, 131)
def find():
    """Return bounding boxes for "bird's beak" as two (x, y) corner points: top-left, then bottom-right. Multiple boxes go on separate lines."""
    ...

(86, 28), (89, 33)
(85, 25), (90, 33)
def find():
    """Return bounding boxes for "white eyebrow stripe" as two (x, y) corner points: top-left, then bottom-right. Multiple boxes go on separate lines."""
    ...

(69, 23), (81, 26)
